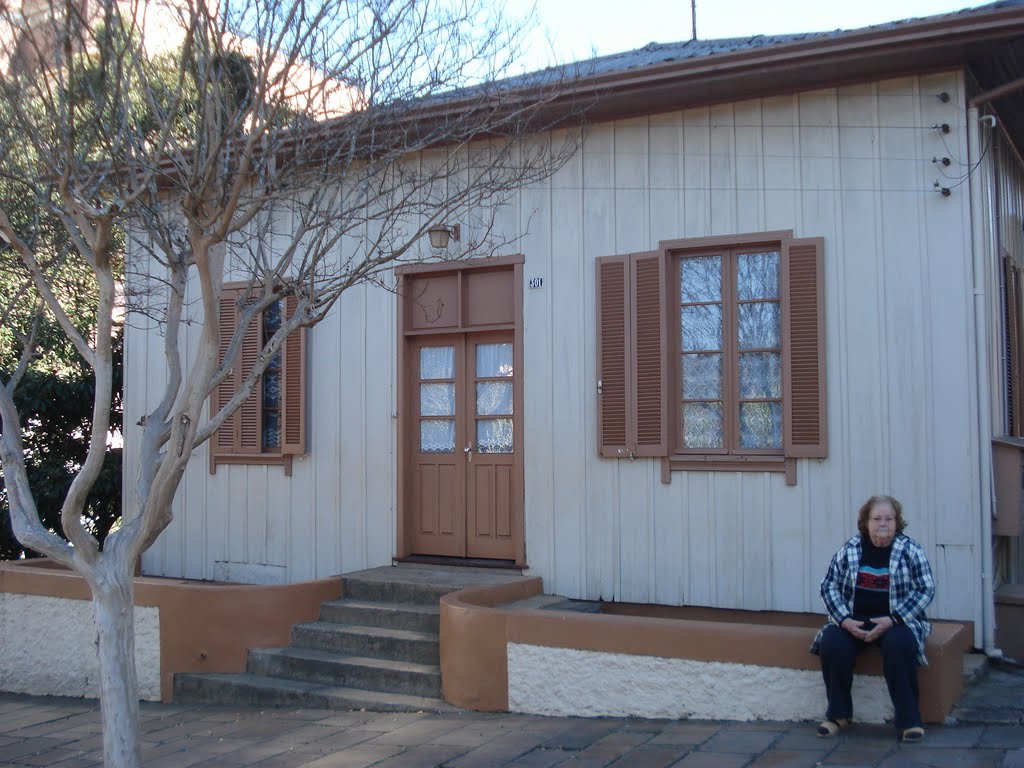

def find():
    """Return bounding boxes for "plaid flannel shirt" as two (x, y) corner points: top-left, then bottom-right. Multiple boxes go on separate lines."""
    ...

(811, 533), (936, 666)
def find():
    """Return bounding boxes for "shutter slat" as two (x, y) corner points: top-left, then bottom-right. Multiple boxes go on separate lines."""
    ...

(632, 251), (668, 456)
(282, 294), (307, 454)
(597, 257), (630, 457)
(783, 237), (827, 458)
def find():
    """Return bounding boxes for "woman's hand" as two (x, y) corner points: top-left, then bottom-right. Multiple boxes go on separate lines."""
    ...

(840, 617), (870, 641)
(863, 615), (893, 643)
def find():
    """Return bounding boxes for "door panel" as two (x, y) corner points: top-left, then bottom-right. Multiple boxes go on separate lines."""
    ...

(404, 331), (518, 561)
(466, 334), (516, 559)
(409, 339), (465, 557)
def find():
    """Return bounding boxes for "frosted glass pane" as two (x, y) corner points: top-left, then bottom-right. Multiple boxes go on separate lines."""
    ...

(740, 402), (783, 449)
(477, 382), (512, 416)
(477, 418), (513, 453)
(681, 256), (722, 303)
(263, 371), (281, 408)
(737, 252), (780, 300)
(739, 352), (782, 399)
(420, 419), (455, 453)
(683, 402), (723, 448)
(420, 383), (455, 416)
(420, 346), (454, 380)
(737, 301), (780, 349)
(477, 343), (514, 377)
(681, 304), (722, 351)
(263, 411), (280, 451)
(682, 353), (722, 400)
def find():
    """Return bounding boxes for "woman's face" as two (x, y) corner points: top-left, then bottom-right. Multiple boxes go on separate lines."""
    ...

(866, 501), (897, 547)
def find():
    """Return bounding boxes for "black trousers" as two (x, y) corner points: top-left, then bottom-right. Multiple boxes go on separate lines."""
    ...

(818, 623), (923, 730)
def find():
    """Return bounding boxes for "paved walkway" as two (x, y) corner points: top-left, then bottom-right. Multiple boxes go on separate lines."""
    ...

(2, 661), (1023, 768)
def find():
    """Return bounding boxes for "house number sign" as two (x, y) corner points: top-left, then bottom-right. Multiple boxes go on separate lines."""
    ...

(528, 277), (544, 289)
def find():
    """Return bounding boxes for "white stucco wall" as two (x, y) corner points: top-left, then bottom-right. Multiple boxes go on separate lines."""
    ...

(506, 642), (893, 723)
(0, 594), (161, 701)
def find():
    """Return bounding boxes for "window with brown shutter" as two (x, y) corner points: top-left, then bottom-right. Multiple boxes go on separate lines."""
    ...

(209, 285), (307, 475)
(596, 231), (826, 485)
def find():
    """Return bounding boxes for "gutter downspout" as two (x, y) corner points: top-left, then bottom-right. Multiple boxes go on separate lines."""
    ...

(967, 106), (1000, 657)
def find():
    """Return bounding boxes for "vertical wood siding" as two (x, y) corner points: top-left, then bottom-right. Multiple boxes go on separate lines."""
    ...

(129, 71), (983, 621)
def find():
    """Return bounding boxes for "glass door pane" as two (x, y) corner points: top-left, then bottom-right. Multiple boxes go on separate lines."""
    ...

(475, 342), (513, 453)
(419, 345), (456, 453)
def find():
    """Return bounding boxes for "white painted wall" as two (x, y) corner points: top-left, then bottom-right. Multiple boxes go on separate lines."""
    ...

(507, 642), (893, 722)
(128, 70), (986, 625)
(0, 594), (161, 700)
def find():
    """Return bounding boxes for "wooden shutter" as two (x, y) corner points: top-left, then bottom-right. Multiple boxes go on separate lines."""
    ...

(212, 291), (240, 453)
(783, 237), (827, 458)
(631, 251), (668, 457)
(236, 296), (262, 454)
(281, 294), (307, 454)
(597, 256), (630, 457)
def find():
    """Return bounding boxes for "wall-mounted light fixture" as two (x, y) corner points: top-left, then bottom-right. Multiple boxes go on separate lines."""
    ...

(427, 224), (460, 249)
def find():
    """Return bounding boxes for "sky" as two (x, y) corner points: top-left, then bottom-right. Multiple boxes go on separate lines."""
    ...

(508, 0), (995, 71)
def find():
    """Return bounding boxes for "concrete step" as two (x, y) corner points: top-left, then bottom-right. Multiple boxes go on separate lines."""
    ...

(174, 672), (457, 713)
(291, 622), (439, 664)
(340, 575), (456, 606)
(319, 598), (440, 634)
(247, 646), (442, 698)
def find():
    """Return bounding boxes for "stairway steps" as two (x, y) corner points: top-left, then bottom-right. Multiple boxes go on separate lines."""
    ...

(291, 621), (439, 664)
(339, 577), (455, 606)
(174, 672), (457, 713)
(319, 598), (440, 634)
(247, 646), (442, 698)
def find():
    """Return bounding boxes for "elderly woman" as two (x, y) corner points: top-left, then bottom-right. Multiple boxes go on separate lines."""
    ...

(811, 495), (935, 743)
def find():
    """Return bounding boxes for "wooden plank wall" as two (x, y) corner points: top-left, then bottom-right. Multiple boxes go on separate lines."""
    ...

(128, 71), (986, 622)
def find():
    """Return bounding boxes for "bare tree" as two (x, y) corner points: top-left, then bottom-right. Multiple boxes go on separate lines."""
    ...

(0, 0), (581, 764)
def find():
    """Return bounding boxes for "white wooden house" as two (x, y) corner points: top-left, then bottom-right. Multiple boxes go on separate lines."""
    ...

(125, 0), (1024, 658)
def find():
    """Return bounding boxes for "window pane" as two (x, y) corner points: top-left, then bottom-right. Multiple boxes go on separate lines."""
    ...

(681, 255), (722, 303)
(477, 418), (513, 453)
(681, 304), (723, 351)
(737, 301), (780, 349)
(263, 300), (282, 333)
(740, 402), (783, 449)
(682, 353), (722, 400)
(737, 251), (780, 300)
(476, 343), (514, 377)
(739, 352), (782, 399)
(263, 410), (280, 451)
(420, 383), (455, 416)
(420, 419), (455, 452)
(477, 382), (512, 416)
(683, 402), (724, 448)
(420, 346), (454, 379)
(263, 371), (281, 408)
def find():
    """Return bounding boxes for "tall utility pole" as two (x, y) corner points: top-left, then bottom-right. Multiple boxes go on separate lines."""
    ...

(691, 0), (697, 40)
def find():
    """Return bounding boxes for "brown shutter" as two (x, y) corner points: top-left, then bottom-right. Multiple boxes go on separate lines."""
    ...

(597, 256), (630, 457)
(212, 290), (240, 454)
(631, 250), (668, 457)
(236, 297), (262, 454)
(281, 294), (307, 454)
(783, 237), (827, 458)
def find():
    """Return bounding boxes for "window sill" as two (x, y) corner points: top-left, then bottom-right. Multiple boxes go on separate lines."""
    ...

(662, 456), (796, 486)
(210, 454), (295, 476)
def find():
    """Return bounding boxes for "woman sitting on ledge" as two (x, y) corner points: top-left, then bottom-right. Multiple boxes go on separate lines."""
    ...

(811, 494), (935, 744)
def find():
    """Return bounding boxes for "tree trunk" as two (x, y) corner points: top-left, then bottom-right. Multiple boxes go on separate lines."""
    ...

(93, 573), (142, 768)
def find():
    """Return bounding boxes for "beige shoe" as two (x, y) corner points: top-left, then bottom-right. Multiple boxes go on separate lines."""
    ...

(816, 718), (851, 737)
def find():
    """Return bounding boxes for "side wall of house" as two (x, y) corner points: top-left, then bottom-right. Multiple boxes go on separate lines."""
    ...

(126, 71), (983, 624)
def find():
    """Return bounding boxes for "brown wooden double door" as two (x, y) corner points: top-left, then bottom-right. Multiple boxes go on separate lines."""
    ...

(406, 331), (520, 560)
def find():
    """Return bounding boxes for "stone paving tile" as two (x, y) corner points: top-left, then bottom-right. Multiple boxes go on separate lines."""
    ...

(772, 725), (836, 751)
(539, 720), (627, 751)
(295, 743), (405, 768)
(645, 721), (721, 747)
(443, 729), (556, 768)
(981, 726), (1024, 749)
(551, 730), (657, 767)
(603, 743), (682, 767)
(347, 712), (430, 733)
(1003, 749), (1024, 768)
(748, 749), (832, 767)
(287, 729), (381, 755)
(362, 743), (474, 767)
(694, 726), (784, 754)
(2, 737), (76, 762)
(501, 746), (576, 768)
(8, 747), (86, 767)
(368, 716), (470, 745)
(876, 747), (1006, 767)
(671, 752), (750, 767)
